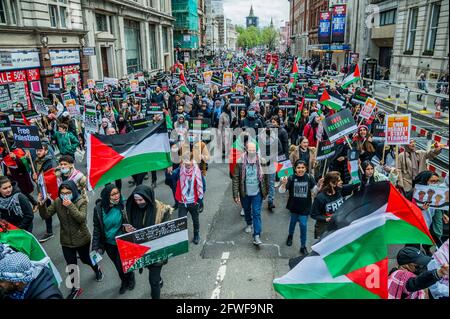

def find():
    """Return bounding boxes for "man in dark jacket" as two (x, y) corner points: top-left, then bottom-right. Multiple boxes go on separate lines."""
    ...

(0, 243), (62, 299)
(270, 115), (289, 158)
(241, 105), (265, 130)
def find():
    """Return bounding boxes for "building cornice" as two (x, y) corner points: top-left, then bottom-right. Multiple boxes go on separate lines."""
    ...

(0, 26), (88, 36)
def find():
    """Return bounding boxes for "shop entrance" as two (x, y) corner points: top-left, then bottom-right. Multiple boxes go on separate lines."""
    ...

(101, 47), (110, 77)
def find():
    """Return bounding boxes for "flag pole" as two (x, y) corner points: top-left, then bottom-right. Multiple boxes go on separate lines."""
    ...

(25, 150), (37, 176)
(395, 145), (399, 169)
(0, 132), (10, 153)
(345, 135), (353, 150)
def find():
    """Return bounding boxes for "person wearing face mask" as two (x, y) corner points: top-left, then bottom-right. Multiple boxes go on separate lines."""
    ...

(241, 105), (265, 130)
(56, 155), (87, 200)
(38, 180), (103, 293)
(397, 140), (442, 194)
(388, 246), (448, 299)
(232, 142), (269, 246)
(289, 136), (318, 176)
(279, 160), (320, 254)
(303, 112), (320, 148)
(311, 171), (359, 239)
(125, 185), (173, 299)
(92, 184), (135, 294)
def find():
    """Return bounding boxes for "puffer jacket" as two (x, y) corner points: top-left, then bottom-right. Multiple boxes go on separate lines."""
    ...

(39, 196), (90, 248)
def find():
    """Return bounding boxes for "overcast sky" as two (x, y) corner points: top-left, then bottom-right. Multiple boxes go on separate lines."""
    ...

(223, 0), (289, 28)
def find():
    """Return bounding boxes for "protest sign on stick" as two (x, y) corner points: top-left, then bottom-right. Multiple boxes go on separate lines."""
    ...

(385, 114), (411, 145)
(322, 109), (358, 143)
(11, 125), (42, 149)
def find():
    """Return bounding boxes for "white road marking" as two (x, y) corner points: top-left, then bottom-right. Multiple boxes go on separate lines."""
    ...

(211, 252), (230, 299)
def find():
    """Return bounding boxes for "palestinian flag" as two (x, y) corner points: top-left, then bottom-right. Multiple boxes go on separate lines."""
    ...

(294, 98), (305, 125)
(347, 150), (361, 185)
(116, 217), (188, 273)
(163, 110), (173, 130)
(312, 182), (434, 278)
(42, 168), (59, 200)
(179, 84), (192, 96)
(276, 160), (294, 178)
(266, 62), (274, 78)
(179, 70), (187, 84)
(243, 62), (255, 75)
(2, 148), (31, 172)
(288, 59), (299, 90)
(342, 64), (361, 89)
(0, 221), (62, 285)
(273, 254), (388, 299)
(87, 121), (172, 190)
(320, 90), (344, 111)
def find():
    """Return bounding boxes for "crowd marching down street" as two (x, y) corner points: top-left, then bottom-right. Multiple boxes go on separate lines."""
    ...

(0, 49), (448, 300)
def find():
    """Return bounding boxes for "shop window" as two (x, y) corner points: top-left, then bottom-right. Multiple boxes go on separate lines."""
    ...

(425, 2), (440, 54)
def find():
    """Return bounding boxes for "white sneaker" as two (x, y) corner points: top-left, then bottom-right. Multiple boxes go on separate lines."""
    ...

(240, 209), (245, 216)
(253, 235), (262, 246)
(244, 225), (252, 234)
(275, 181), (280, 188)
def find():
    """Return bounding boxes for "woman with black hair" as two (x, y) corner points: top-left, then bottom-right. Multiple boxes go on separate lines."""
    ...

(359, 160), (398, 188)
(125, 185), (173, 299)
(92, 184), (135, 294)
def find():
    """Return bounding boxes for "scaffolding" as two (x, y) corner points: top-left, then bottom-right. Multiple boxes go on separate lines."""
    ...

(172, 0), (199, 49)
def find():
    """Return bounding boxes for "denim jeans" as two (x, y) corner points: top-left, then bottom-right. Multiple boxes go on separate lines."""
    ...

(267, 173), (275, 204)
(241, 192), (263, 237)
(288, 214), (308, 247)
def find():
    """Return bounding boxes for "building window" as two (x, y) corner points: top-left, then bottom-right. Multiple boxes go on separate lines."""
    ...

(60, 6), (67, 28)
(49, 1), (68, 28)
(425, 3), (440, 53)
(162, 27), (169, 53)
(1, 0), (19, 25)
(380, 9), (396, 26)
(96, 14), (108, 32)
(124, 20), (142, 74)
(160, 0), (166, 12)
(149, 24), (159, 69)
(405, 7), (418, 53)
(49, 5), (58, 27)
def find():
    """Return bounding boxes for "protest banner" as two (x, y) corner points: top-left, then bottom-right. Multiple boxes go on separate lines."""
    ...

(82, 88), (92, 102)
(31, 94), (48, 115)
(0, 114), (11, 132)
(84, 102), (99, 133)
(414, 184), (449, 211)
(111, 91), (124, 100)
(222, 72), (233, 87)
(236, 83), (244, 93)
(323, 108), (358, 143)
(359, 97), (377, 120)
(22, 109), (40, 121)
(385, 114), (411, 145)
(65, 99), (81, 117)
(351, 89), (371, 105)
(372, 123), (386, 142)
(260, 92), (273, 102)
(48, 84), (61, 95)
(203, 71), (212, 85)
(104, 77), (119, 87)
(316, 140), (336, 161)
(130, 118), (151, 130)
(87, 79), (95, 89)
(137, 75), (145, 83)
(134, 91), (146, 100)
(146, 103), (163, 115)
(11, 125), (42, 149)
(229, 95), (246, 108)
(116, 217), (188, 273)
(189, 118), (211, 142)
(278, 97), (296, 109)
(304, 90), (318, 102)
(95, 81), (104, 91)
(130, 80), (139, 92)
(161, 82), (168, 91)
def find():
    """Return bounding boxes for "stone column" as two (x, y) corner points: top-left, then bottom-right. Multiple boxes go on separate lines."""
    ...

(116, 16), (128, 77)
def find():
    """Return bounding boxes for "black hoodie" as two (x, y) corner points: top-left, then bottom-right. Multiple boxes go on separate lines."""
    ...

(126, 185), (156, 230)
(0, 181), (33, 232)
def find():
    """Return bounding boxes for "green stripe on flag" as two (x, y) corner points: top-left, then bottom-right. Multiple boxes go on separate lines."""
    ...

(274, 282), (379, 299)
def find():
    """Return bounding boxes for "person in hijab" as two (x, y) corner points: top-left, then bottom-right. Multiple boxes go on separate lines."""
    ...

(125, 185), (173, 299)
(0, 176), (34, 232)
(0, 243), (62, 299)
(397, 140), (442, 194)
(303, 112), (320, 147)
(38, 180), (103, 292)
(92, 184), (135, 295)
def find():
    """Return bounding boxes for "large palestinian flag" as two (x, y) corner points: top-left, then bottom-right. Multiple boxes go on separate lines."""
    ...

(243, 62), (255, 75)
(312, 182), (434, 278)
(342, 64), (361, 89)
(274, 254), (388, 299)
(87, 122), (171, 190)
(116, 217), (188, 273)
(0, 221), (62, 285)
(320, 90), (345, 111)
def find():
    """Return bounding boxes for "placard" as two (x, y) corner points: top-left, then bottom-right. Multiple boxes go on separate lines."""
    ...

(135, 91), (146, 100)
(229, 95), (246, 107)
(116, 217), (188, 273)
(372, 124), (386, 142)
(260, 92), (272, 102)
(11, 125), (42, 149)
(31, 94), (48, 116)
(84, 102), (99, 134)
(359, 97), (377, 120)
(278, 97), (296, 109)
(111, 91), (124, 100)
(222, 72), (233, 87)
(146, 103), (163, 115)
(0, 114), (11, 132)
(22, 109), (40, 121)
(130, 80), (139, 92)
(385, 114), (411, 145)
(316, 140), (336, 161)
(414, 184), (449, 211)
(203, 71), (212, 85)
(82, 88), (92, 102)
(95, 81), (104, 91)
(323, 108), (358, 142)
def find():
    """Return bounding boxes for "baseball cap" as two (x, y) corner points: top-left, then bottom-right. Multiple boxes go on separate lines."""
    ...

(397, 247), (432, 266)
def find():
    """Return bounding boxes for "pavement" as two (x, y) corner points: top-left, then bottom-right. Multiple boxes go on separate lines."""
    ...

(32, 162), (403, 299)
(372, 83), (449, 126)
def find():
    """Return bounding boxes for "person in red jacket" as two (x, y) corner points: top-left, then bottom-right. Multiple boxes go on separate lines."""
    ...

(303, 112), (320, 148)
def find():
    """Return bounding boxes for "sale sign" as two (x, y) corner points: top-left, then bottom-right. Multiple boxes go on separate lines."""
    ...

(385, 114), (411, 145)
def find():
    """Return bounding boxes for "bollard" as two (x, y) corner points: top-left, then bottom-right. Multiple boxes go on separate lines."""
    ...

(388, 83), (392, 99)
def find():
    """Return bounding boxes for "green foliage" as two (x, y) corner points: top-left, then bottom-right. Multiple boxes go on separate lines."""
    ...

(237, 26), (262, 49)
(261, 27), (279, 50)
